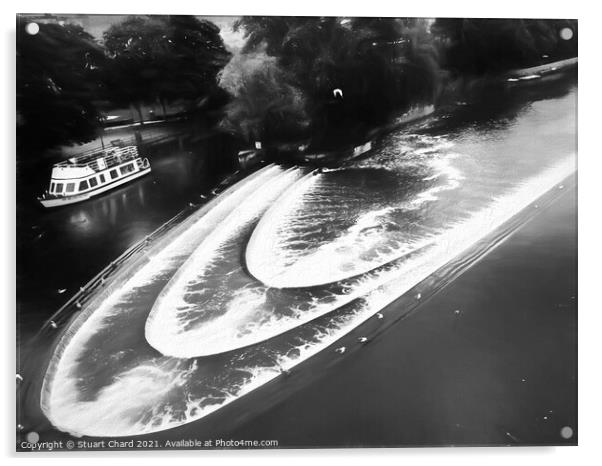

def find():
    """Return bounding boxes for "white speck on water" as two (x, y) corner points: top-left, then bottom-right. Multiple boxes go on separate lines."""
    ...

(358, 337), (368, 343)
(376, 313), (384, 319)
(416, 293), (422, 299)
(335, 346), (346, 354)
(454, 309), (461, 315)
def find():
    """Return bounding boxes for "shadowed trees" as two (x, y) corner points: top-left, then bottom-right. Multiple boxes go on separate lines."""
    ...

(219, 17), (442, 148)
(17, 19), (106, 154)
(17, 15), (232, 157)
(432, 18), (578, 77)
(218, 51), (310, 143)
(17, 15), (578, 158)
(103, 15), (231, 123)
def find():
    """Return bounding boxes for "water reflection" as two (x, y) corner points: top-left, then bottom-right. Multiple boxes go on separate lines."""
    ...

(17, 143), (225, 340)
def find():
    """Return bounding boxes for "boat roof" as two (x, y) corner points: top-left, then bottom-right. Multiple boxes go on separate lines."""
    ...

(54, 145), (139, 170)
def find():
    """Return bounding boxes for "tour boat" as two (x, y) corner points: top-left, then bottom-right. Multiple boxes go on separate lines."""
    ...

(38, 145), (151, 208)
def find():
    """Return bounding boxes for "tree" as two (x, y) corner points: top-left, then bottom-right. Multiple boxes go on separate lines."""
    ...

(102, 15), (231, 123)
(17, 18), (106, 154)
(432, 18), (578, 76)
(218, 50), (310, 143)
(227, 17), (441, 147)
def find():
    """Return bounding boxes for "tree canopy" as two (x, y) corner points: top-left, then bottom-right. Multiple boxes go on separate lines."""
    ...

(102, 15), (231, 118)
(432, 18), (578, 76)
(17, 19), (106, 153)
(218, 50), (310, 143)
(16, 15), (578, 158)
(222, 17), (442, 147)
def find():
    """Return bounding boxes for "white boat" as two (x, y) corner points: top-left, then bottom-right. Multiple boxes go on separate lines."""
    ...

(38, 145), (151, 208)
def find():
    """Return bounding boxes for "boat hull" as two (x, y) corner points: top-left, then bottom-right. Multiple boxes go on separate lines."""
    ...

(39, 167), (151, 208)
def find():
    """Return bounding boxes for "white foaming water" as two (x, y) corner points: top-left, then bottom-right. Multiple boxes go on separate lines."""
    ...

(144, 164), (283, 264)
(246, 144), (463, 288)
(405, 153), (464, 209)
(40, 164), (288, 437)
(245, 171), (321, 271)
(145, 168), (303, 357)
(143, 245), (431, 357)
(46, 357), (195, 436)
(182, 154), (576, 431)
(42, 152), (574, 437)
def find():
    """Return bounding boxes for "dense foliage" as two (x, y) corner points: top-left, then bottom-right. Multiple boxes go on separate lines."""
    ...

(220, 17), (442, 147)
(103, 15), (231, 122)
(218, 51), (310, 142)
(16, 16), (578, 156)
(17, 15), (231, 155)
(17, 19), (106, 153)
(432, 18), (578, 76)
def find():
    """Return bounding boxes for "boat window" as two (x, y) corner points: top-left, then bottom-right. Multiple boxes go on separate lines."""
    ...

(56, 183), (63, 193)
(79, 180), (89, 191)
(110, 169), (118, 179)
(50, 182), (55, 192)
(66, 183), (75, 193)
(89, 177), (98, 188)
(120, 163), (135, 176)
(99, 174), (106, 183)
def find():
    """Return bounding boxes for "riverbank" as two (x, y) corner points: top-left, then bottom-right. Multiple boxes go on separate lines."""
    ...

(506, 57), (578, 80)
(270, 57), (577, 167)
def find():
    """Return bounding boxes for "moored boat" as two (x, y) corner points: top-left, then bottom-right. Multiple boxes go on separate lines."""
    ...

(38, 145), (151, 208)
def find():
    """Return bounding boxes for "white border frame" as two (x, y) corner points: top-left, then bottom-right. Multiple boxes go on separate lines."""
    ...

(4, 1), (599, 464)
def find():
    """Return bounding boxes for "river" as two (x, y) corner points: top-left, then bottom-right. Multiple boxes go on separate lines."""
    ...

(16, 71), (577, 447)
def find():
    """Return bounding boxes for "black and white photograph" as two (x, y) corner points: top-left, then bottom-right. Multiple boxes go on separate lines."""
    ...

(13, 5), (581, 453)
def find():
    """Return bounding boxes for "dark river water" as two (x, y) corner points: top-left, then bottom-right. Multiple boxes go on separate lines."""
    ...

(17, 137), (231, 341)
(17, 72), (577, 448)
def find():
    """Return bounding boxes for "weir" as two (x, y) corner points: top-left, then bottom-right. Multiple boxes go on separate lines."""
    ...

(40, 154), (575, 437)
(39, 163), (287, 436)
(245, 140), (462, 289)
(145, 167), (305, 357)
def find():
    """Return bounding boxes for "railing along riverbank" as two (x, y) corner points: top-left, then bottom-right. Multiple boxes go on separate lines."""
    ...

(32, 166), (246, 341)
